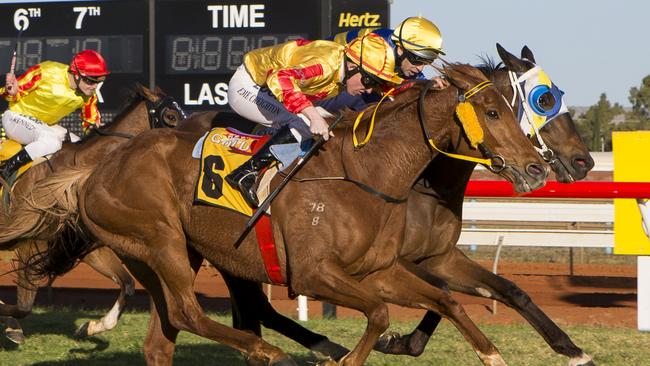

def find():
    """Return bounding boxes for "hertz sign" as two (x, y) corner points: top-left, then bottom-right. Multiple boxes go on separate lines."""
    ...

(331, 0), (389, 34)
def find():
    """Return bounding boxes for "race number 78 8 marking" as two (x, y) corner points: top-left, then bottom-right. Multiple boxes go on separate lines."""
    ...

(310, 202), (325, 226)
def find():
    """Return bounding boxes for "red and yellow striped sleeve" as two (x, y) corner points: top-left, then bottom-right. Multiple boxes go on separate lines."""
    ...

(81, 94), (101, 134)
(0, 64), (43, 102)
(267, 63), (326, 114)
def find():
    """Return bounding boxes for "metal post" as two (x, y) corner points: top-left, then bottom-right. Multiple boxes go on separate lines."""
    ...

(491, 234), (504, 315)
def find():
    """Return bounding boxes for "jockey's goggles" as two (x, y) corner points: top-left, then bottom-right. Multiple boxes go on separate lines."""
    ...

(404, 49), (439, 66)
(347, 66), (384, 89)
(80, 75), (106, 85)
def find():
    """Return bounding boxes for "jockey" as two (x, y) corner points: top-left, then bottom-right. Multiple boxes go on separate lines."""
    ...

(225, 34), (403, 207)
(0, 50), (109, 181)
(321, 16), (448, 112)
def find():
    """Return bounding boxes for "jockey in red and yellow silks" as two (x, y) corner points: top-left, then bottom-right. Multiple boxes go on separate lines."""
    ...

(225, 34), (403, 207)
(1, 61), (101, 131)
(0, 50), (109, 181)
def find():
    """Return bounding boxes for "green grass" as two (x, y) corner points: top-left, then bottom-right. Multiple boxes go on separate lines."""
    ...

(1, 308), (648, 365)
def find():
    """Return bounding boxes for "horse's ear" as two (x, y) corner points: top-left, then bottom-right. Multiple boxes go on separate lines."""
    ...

(521, 45), (536, 63)
(496, 43), (528, 73)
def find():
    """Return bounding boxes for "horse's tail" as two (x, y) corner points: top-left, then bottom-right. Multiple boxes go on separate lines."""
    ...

(0, 166), (94, 244)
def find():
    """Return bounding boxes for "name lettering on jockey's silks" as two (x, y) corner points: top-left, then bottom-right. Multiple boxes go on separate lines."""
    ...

(338, 12), (381, 28)
(207, 5), (265, 28)
(310, 202), (325, 226)
(210, 132), (253, 151)
(236, 87), (281, 115)
(184, 82), (228, 106)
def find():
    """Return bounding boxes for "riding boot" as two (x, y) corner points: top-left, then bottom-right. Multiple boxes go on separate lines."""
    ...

(0, 148), (32, 182)
(225, 126), (297, 207)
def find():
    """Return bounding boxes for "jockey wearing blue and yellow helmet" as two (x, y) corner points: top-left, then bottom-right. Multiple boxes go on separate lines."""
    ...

(331, 16), (445, 80)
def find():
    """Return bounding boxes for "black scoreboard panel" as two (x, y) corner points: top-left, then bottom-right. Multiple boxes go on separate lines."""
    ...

(155, 0), (324, 110)
(0, 0), (389, 115)
(0, 0), (149, 112)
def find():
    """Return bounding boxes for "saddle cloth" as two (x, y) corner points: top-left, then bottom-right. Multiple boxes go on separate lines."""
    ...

(194, 127), (274, 217)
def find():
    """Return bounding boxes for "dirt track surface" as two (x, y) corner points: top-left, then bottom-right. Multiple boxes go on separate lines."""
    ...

(0, 260), (637, 327)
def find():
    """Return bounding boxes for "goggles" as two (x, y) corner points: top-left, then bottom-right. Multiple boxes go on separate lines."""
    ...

(404, 49), (438, 66)
(359, 70), (383, 89)
(80, 75), (106, 85)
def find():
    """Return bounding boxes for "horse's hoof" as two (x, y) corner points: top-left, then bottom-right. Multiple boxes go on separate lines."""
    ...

(5, 329), (25, 345)
(310, 339), (349, 361)
(75, 322), (91, 338)
(578, 362), (596, 366)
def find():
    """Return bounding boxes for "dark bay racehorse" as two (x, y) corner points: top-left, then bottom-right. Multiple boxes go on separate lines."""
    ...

(0, 85), (184, 343)
(35, 64), (546, 366)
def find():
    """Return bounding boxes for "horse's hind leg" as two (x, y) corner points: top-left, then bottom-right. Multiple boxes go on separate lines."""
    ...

(75, 246), (136, 338)
(422, 248), (595, 366)
(363, 259), (506, 366)
(223, 272), (349, 361)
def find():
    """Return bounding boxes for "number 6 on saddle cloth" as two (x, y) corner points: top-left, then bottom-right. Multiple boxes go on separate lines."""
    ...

(192, 127), (309, 217)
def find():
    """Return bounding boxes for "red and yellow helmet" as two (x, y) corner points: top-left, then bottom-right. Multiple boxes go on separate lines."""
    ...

(345, 34), (404, 85)
(69, 50), (109, 77)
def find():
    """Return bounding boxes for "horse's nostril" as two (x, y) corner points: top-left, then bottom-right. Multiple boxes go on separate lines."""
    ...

(526, 163), (547, 179)
(572, 155), (595, 171)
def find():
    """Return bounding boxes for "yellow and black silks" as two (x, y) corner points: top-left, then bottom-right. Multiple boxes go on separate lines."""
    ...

(194, 128), (268, 217)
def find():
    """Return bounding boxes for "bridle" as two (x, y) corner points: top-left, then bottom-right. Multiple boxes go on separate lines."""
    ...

(91, 95), (186, 139)
(417, 78), (507, 173)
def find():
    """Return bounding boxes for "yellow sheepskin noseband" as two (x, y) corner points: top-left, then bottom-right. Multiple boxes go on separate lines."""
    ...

(455, 101), (484, 149)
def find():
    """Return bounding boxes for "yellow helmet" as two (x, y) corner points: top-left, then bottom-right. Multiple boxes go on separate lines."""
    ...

(391, 16), (445, 60)
(345, 34), (404, 85)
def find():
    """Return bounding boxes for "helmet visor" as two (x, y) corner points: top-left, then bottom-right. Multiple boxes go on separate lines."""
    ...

(406, 47), (443, 64)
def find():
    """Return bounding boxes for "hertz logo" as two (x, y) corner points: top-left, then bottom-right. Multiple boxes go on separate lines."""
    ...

(338, 12), (381, 27)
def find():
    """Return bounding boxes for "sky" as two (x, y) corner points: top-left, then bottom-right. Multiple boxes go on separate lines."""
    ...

(391, 0), (649, 107)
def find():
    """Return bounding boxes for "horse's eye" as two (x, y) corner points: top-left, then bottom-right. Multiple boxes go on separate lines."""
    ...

(487, 110), (499, 120)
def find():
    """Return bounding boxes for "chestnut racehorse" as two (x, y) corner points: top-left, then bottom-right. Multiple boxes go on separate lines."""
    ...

(0, 85), (184, 343)
(34, 64), (547, 365)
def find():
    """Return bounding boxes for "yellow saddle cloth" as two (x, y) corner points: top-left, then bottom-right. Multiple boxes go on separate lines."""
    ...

(194, 127), (271, 217)
(0, 139), (35, 201)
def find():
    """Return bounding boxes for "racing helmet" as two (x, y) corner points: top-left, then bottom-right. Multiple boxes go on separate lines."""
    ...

(345, 34), (404, 85)
(391, 17), (445, 62)
(69, 50), (110, 78)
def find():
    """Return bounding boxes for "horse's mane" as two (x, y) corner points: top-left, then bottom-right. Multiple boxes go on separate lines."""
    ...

(475, 55), (505, 79)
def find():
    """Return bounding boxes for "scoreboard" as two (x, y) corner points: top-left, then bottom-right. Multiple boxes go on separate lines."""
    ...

(0, 0), (389, 114)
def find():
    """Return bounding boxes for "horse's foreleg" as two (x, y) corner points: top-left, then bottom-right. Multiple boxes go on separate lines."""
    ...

(294, 260), (392, 366)
(223, 272), (349, 362)
(363, 259), (506, 366)
(75, 245), (135, 337)
(140, 235), (294, 366)
(423, 248), (595, 366)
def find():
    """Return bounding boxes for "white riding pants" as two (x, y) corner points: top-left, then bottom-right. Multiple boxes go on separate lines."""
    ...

(228, 65), (332, 141)
(1, 110), (68, 159)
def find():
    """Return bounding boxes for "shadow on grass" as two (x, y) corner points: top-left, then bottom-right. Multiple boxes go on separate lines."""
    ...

(26, 343), (318, 366)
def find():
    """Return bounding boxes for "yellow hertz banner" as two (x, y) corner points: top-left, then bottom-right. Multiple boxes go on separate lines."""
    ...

(195, 128), (264, 217)
(614, 131), (650, 255)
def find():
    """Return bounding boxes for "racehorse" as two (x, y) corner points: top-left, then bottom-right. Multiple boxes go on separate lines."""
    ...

(181, 45), (596, 366)
(32, 63), (547, 366)
(367, 45), (596, 365)
(0, 84), (184, 343)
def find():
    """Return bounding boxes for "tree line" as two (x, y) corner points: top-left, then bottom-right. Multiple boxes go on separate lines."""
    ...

(572, 75), (650, 151)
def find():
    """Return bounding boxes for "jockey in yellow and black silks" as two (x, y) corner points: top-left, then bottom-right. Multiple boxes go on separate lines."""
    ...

(225, 34), (403, 207)
(0, 50), (108, 181)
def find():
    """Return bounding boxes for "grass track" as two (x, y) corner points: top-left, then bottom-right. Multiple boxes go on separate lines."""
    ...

(0, 308), (648, 365)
